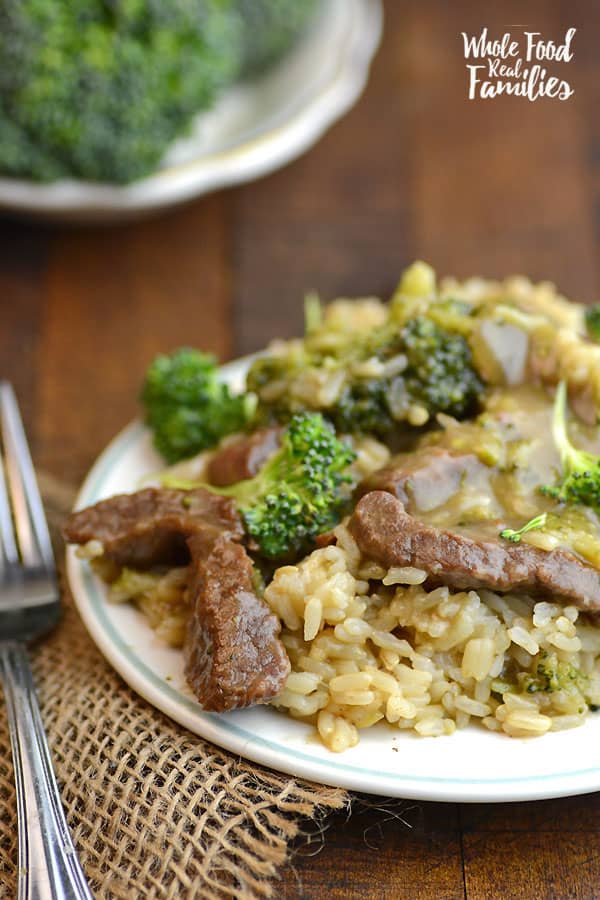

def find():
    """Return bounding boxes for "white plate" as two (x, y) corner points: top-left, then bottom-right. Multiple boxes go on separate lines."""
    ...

(66, 357), (600, 802)
(0, 0), (382, 222)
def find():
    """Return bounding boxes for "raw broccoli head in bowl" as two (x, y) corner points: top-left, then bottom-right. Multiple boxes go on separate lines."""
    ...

(0, 0), (242, 183)
(0, 0), (320, 184)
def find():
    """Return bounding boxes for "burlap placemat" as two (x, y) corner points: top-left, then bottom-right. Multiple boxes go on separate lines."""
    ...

(0, 473), (348, 898)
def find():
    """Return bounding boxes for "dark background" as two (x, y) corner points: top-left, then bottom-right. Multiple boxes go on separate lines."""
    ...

(1, 1), (599, 895)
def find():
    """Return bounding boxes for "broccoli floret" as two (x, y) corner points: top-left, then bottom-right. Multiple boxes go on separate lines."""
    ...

(248, 314), (484, 438)
(332, 379), (396, 436)
(0, 0), (242, 183)
(522, 651), (588, 696)
(401, 317), (483, 419)
(585, 304), (600, 342)
(499, 512), (548, 543)
(540, 381), (600, 513)
(142, 348), (254, 463)
(236, 0), (320, 76)
(0, 101), (66, 181)
(494, 653), (591, 712)
(211, 413), (356, 558)
(332, 315), (483, 434)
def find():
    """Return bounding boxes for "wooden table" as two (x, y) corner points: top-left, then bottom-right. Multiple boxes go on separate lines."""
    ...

(2, 1), (600, 895)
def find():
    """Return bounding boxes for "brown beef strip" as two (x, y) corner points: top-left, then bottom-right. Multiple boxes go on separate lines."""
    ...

(63, 487), (243, 568)
(184, 531), (290, 711)
(348, 491), (600, 611)
(207, 427), (282, 487)
(64, 487), (290, 710)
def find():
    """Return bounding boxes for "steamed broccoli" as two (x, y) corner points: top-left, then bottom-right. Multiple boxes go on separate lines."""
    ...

(332, 379), (395, 436)
(540, 381), (600, 513)
(493, 652), (589, 705)
(209, 413), (356, 558)
(401, 317), (483, 419)
(522, 652), (588, 696)
(329, 317), (483, 435)
(248, 314), (484, 438)
(142, 349), (254, 463)
(0, 0), (242, 183)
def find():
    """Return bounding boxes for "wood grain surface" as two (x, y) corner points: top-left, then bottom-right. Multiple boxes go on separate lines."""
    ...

(1, 1), (600, 896)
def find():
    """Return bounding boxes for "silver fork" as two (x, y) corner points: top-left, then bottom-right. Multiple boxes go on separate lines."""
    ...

(0, 383), (93, 900)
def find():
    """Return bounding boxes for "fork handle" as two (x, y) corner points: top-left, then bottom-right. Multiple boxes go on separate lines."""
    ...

(0, 642), (94, 900)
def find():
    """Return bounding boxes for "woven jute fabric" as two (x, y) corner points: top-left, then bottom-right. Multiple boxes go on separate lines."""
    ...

(0, 474), (348, 898)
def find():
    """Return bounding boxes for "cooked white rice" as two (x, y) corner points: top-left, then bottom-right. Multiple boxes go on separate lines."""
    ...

(263, 523), (600, 752)
(98, 560), (189, 647)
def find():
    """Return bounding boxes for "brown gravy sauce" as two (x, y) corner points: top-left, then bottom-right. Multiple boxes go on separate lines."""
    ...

(392, 385), (600, 565)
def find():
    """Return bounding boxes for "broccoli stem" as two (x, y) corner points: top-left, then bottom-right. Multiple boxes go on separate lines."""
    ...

(552, 381), (572, 468)
(552, 380), (596, 478)
(209, 448), (290, 506)
(552, 381), (598, 477)
(540, 380), (600, 512)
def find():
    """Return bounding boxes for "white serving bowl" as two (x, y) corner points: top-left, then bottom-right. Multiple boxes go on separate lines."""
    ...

(0, 0), (382, 223)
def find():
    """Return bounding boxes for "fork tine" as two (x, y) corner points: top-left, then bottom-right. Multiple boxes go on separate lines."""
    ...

(0, 443), (18, 575)
(0, 383), (54, 570)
